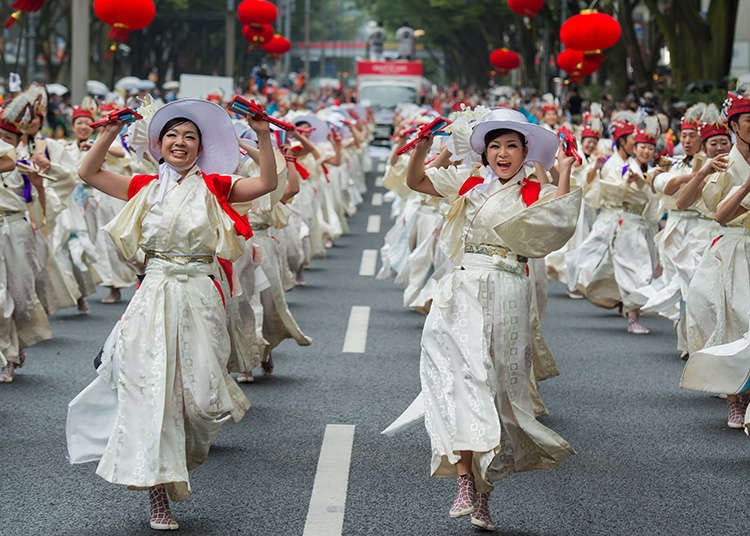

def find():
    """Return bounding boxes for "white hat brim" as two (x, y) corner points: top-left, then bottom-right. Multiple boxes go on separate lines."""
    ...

(469, 116), (558, 170)
(148, 98), (238, 175)
(295, 114), (329, 144)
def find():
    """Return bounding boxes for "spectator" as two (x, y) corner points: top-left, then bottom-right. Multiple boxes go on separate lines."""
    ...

(367, 21), (386, 61)
(395, 21), (415, 60)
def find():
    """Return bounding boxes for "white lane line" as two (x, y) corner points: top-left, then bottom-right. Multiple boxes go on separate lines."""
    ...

(359, 249), (377, 276)
(366, 214), (381, 233)
(342, 306), (370, 353)
(375, 176), (384, 187)
(371, 192), (383, 206)
(302, 424), (356, 536)
(376, 162), (385, 173)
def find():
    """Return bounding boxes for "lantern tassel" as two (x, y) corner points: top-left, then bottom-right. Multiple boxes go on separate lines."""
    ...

(4, 10), (21, 29)
(104, 43), (117, 59)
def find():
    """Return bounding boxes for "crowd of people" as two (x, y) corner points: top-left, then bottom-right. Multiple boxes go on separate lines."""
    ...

(0, 81), (372, 529)
(2, 71), (750, 532)
(377, 86), (750, 530)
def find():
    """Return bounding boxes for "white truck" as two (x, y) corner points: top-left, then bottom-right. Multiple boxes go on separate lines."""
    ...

(356, 60), (422, 144)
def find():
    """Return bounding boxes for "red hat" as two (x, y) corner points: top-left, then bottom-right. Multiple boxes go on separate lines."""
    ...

(699, 122), (731, 142)
(679, 116), (700, 131)
(723, 91), (750, 122)
(633, 128), (656, 145)
(99, 102), (116, 113)
(72, 107), (94, 122)
(542, 104), (558, 113)
(0, 118), (21, 136)
(610, 120), (635, 141)
(580, 126), (600, 140)
(206, 93), (222, 104)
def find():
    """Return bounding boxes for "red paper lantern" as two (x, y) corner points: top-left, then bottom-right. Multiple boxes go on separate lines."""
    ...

(94, 0), (156, 31)
(556, 48), (603, 77)
(263, 34), (291, 56)
(560, 9), (621, 51)
(237, 0), (278, 26)
(243, 23), (275, 46)
(4, 0), (44, 29)
(507, 0), (544, 17)
(489, 48), (521, 71)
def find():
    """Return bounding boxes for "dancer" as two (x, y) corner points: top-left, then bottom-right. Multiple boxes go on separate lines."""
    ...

(67, 98), (277, 530)
(386, 108), (581, 531)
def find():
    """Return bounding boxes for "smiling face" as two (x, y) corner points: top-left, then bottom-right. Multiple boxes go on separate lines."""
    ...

(704, 135), (731, 157)
(158, 120), (202, 169)
(72, 117), (93, 142)
(634, 142), (655, 165)
(581, 137), (598, 156)
(484, 130), (528, 180)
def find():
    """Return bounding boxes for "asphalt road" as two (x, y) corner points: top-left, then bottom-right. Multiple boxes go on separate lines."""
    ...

(2, 148), (749, 536)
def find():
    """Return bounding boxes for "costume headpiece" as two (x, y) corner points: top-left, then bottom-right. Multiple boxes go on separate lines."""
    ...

(722, 91), (750, 122)
(2, 83), (46, 132)
(609, 110), (638, 141)
(634, 115), (660, 146)
(680, 102), (705, 131)
(698, 103), (731, 142)
(470, 107), (559, 169)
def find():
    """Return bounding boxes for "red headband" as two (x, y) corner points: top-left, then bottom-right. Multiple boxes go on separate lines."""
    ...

(699, 122), (731, 142)
(72, 107), (94, 122)
(723, 91), (750, 122)
(611, 120), (635, 141)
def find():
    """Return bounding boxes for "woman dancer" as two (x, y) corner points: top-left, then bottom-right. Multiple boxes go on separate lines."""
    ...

(68, 99), (277, 530)
(387, 108), (580, 531)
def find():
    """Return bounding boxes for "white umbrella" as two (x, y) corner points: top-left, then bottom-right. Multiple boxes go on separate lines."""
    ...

(46, 83), (69, 96)
(114, 76), (141, 92)
(86, 80), (109, 96)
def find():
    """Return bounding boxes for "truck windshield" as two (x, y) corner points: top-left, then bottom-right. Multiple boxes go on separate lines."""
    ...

(359, 85), (418, 109)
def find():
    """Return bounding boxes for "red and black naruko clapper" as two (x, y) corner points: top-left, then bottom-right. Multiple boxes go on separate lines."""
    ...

(395, 116), (451, 155)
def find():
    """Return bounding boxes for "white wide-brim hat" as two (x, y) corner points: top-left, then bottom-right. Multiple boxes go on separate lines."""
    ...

(286, 111), (328, 144)
(148, 98), (239, 175)
(469, 108), (558, 169)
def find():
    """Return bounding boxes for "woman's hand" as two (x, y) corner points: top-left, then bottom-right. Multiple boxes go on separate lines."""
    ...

(704, 153), (730, 175)
(31, 152), (51, 173)
(248, 117), (271, 134)
(556, 149), (576, 175)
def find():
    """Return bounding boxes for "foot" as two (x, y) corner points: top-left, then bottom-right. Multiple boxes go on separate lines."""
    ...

(0, 363), (15, 383)
(727, 397), (746, 429)
(295, 268), (306, 287)
(77, 297), (89, 314)
(627, 318), (650, 334)
(567, 290), (584, 300)
(102, 288), (122, 304)
(679, 351), (689, 361)
(149, 486), (179, 531)
(471, 492), (496, 532)
(325, 239), (334, 249)
(261, 355), (274, 375)
(236, 372), (255, 383)
(449, 473), (475, 518)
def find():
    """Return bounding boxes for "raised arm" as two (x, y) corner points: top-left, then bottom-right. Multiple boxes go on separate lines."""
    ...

(229, 119), (278, 203)
(555, 147), (575, 197)
(405, 135), (441, 197)
(77, 121), (131, 201)
(289, 129), (320, 160)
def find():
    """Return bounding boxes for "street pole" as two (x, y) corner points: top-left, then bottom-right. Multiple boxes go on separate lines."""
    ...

(226, 0), (236, 81)
(304, 0), (310, 82)
(320, 0), (326, 78)
(283, 0), (292, 79)
(71, 0), (90, 103)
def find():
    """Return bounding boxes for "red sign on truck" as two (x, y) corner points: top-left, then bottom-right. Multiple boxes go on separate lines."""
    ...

(356, 61), (423, 76)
